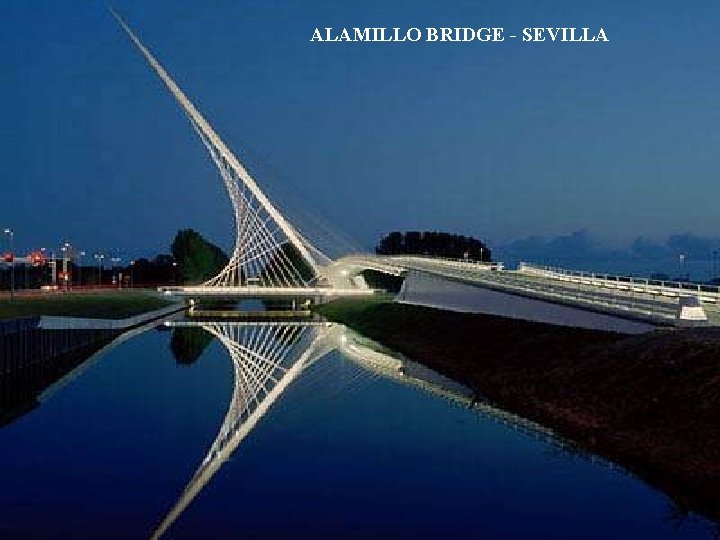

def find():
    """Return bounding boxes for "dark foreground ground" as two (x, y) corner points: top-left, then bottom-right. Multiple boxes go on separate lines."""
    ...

(318, 297), (720, 523)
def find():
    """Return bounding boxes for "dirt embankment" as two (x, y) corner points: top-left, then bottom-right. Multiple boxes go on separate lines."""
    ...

(319, 299), (720, 522)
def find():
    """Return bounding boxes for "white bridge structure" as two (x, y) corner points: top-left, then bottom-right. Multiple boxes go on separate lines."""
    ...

(111, 11), (370, 299)
(112, 11), (719, 328)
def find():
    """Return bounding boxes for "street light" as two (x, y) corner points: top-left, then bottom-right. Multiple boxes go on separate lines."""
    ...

(78, 251), (86, 287)
(110, 257), (122, 288)
(60, 242), (71, 291)
(40, 247), (50, 287)
(679, 253), (687, 282)
(94, 253), (105, 287)
(3, 228), (14, 300)
(40, 247), (58, 287)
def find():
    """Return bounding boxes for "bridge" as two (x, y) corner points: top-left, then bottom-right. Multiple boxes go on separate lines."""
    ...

(112, 10), (718, 329)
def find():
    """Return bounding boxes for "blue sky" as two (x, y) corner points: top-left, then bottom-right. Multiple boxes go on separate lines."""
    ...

(2, 0), (719, 259)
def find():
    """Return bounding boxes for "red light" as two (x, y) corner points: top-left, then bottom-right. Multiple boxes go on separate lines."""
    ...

(28, 251), (46, 265)
(3, 253), (13, 263)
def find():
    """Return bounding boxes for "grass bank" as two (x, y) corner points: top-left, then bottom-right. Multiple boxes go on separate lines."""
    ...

(0, 291), (175, 320)
(317, 297), (720, 523)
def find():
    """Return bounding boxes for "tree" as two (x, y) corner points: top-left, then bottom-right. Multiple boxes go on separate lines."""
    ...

(375, 231), (491, 261)
(170, 229), (229, 285)
(260, 242), (315, 286)
(169, 327), (213, 365)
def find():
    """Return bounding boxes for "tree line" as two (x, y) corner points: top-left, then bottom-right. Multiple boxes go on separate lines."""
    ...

(376, 231), (491, 261)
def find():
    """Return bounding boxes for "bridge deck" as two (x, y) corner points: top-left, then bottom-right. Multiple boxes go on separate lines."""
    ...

(159, 286), (375, 298)
(340, 255), (717, 326)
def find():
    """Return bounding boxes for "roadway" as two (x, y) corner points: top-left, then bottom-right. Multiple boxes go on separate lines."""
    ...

(341, 255), (718, 326)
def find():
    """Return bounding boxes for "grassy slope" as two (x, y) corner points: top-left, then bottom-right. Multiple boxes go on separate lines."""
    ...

(0, 292), (175, 320)
(317, 297), (720, 521)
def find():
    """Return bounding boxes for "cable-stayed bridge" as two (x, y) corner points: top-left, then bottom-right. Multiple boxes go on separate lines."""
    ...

(111, 11), (719, 328)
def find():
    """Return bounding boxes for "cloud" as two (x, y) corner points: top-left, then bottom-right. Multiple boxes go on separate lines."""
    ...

(498, 229), (610, 262)
(665, 233), (719, 259)
(498, 230), (720, 264)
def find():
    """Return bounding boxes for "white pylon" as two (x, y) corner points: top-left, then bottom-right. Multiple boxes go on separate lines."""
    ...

(111, 9), (326, 287)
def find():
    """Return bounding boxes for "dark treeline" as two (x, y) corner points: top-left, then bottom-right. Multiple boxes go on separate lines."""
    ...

(128, 255), (177, 286)
(169, 326), (213, 365)
(135, 229), (228, 286)
(376, 231), (492, 261)
(171, 229), (229, 285)
(0, 265), (53, 290)
(261, 243), (314, 285)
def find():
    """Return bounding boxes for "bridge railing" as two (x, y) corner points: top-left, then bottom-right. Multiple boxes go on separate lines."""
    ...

(338, 254), (505, 274)
(518, 263), (720, 303)
(382, 255), (504, 271)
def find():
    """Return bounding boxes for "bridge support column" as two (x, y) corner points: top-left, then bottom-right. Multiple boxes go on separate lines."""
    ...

(676, 296), (708, 327)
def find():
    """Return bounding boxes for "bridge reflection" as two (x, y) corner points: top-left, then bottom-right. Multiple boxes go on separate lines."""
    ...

(153, 318), (554, 538)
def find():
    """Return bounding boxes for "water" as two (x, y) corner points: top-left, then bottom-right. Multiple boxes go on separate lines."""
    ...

(0, 321), (716, 539)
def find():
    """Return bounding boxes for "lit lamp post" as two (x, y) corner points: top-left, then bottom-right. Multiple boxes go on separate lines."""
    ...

(23, 250), (29, 289)
(40, 248), (57, 288)
(94, 253), (105, 287)
(110, 257), (122, 288)
(78, 251), (86, 287)
(679, 253), (687, 281)
(60, 242), (71, 291)
(3, 228), (14, 300)
(40, 247), (50, 287)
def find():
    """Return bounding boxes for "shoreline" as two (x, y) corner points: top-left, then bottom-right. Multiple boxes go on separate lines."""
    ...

(317, 297), (720, 524)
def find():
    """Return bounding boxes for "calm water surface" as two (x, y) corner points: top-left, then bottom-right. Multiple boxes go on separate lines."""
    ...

(0, 320), (715, 539)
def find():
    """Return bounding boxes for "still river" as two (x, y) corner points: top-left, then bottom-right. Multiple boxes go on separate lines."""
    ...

(0, 315), (715, 539)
